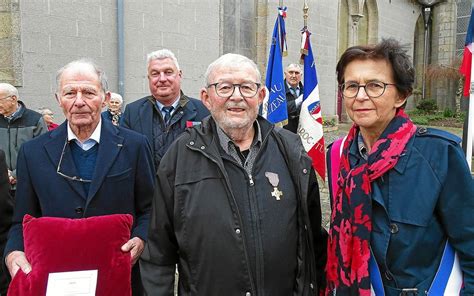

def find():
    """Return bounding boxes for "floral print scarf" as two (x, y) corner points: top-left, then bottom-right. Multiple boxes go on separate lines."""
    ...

(326, 109), (416, 295)
(108, 109), (122, 126)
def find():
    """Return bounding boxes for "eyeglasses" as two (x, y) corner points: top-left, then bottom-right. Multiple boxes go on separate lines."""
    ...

(340, 81), (396, 99)
(56, 140), (92, 183)
(0, 95), (12, 101)
(207, 82), (261, 99)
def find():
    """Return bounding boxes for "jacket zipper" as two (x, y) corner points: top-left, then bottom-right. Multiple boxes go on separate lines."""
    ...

(247, 128), (273, 296)
(187, 144), (257, 295)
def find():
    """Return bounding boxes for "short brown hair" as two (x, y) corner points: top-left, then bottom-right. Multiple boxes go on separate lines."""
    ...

(336, 38), (414, 99)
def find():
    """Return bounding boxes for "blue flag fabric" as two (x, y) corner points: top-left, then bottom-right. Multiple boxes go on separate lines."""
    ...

(262, 7), (288, 126)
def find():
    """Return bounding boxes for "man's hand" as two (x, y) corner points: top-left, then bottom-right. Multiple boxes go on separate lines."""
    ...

(121, 237), (145, 265)
(6, 251), (32, 278)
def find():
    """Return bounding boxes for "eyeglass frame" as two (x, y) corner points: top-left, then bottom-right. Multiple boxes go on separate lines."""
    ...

(207, 82), (261, 99)
(0, 95), (13, 101)
(56, 140), (92, 183)
(339, 81), (397, 99)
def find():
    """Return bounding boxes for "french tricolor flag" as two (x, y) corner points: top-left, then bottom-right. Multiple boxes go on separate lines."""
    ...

(459, 1), (474, 170)
(298, 27), (325, 181)
(460, 3), (474, 97)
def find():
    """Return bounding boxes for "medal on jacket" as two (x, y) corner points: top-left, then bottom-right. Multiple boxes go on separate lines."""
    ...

(265, 172), (282, 200)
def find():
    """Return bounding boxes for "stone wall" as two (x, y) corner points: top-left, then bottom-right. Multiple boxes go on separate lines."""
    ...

(0, 0), (21, 86)
(1, 0), (457, 120)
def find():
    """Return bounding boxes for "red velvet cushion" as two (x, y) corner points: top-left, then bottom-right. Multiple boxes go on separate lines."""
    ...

(8, 214), (133, 296)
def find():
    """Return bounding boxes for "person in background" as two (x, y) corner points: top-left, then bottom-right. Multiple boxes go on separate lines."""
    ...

(121, 49), (209, 168)
(4, 59), (155, 296)
(0, 83), (47, 195)
(283, 63), (304, 133)
(141, 53), (327, 295)
(0, 149), (13, 295)
(325, 38), (474, 295)
(102, 92), (123, 126)
(37, 107), (59, 130)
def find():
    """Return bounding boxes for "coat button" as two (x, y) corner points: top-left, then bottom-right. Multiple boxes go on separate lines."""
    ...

(417, 127), (427, 134)
(384, 271), (393, 281)
(235, 228), (241, 234)
(75, 207), (83, 214)
(302, 168), (308, 174)
(200, 145), (205, 150)
(245, 292), (251, 296)
(189, 141), (195, 145)
(389, 223), (399, 234)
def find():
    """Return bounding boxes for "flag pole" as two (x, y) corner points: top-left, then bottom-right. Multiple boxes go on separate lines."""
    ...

(468, 63), (474, 170)
(303, 0), (308, 28)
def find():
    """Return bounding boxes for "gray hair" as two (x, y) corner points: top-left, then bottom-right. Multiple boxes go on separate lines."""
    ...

(0, 83), (19, 98)
(56, 59), (108, 93)
(204, 53), (261, 85)
(285, 63), (302, 72)
(110, 92), (123, 104)
(37, 107), (53, 115)
(146, 49), (180, 71)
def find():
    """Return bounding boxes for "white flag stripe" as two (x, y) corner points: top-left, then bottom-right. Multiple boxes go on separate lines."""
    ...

(298, 85), (324, 151)
(444, 253), (463, 295)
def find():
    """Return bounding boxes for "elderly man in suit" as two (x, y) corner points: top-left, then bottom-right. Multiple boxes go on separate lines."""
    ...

(4, 59), (155, 295)
(283, 63), (304, 134)
(121, 49), (209, 168)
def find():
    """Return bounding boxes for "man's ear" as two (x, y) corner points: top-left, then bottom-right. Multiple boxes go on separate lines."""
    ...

(200, 88), (212, 111)
(55, 93), (62, 106)
(257, 86), (266, 106)
(102, 92), (111, 108)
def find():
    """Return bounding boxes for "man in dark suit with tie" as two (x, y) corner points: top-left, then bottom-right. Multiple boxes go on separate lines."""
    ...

(121, 49), (209, 168)
(0, 149), (12, 295)
(283, 63), (304, 134)
(4, 59), (155, 295)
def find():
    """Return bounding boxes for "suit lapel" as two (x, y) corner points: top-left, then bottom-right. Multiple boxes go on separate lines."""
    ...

(44, 123), (87, 200)
(86, 121), (124, 203)
(139, 98), (154, 144)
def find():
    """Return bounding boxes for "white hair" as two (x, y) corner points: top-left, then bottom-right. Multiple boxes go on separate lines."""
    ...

(204, 53), (261, 85)
(0, 83), (19, 98)
(56, 59), (108, 93)
(37, 107), (53, 115)
(110, 92), (123, 104)
(285, 63), (302, 72)
(146, 49), (180, 71)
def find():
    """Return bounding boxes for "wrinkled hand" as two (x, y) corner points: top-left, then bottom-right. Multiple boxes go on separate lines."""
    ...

(121, 237), (144, 265)
(6, 251), (31, 278)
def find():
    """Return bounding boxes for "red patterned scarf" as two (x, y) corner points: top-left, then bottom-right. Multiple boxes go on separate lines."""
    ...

(326, 109), (416, 295)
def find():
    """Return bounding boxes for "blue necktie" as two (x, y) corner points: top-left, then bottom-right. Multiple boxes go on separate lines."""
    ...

(162, 106), (174, 126)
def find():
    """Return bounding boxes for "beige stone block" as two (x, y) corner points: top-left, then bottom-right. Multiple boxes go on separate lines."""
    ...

(0, 12), (11, 38)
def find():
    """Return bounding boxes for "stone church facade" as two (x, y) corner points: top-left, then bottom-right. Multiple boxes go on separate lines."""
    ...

(0, 0), (463, 121)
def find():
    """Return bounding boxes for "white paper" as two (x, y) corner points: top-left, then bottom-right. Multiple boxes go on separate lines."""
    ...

(46, 270), (98, 296)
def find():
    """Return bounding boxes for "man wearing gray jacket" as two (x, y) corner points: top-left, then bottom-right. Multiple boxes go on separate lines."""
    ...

(0, 83), (47, 193)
